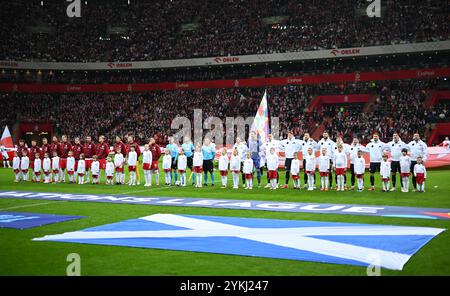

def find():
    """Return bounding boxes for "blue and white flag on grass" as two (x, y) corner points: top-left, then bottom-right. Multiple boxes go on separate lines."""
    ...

(34, 214), (444, 270)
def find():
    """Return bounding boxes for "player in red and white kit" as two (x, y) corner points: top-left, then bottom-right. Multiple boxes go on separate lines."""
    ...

(149, 137), (162, 186)
(29, 140), (41, 181)
(96, 135), (110, 175)
(58, 135), (73, 183)
(126, 135), (141, 185)
(50, 136), (60, 158)
(72, 137), (83, 173)
(83, 135), (96, 183)
(40, 137), (51, 160)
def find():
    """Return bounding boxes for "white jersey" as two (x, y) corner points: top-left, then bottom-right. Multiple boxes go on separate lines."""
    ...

(34, 158), (41, 173)
(266, 153), (279, 171)
(1, 146), (9, 158)
(441, 140), (450, 149)
(67, 157), (75, 171)
(52, 156), (60, 170)
(399, 155), (411, 174)
(353, 157), (366, 175)
(290, 159), (301, 175)
(193, 151), (203, 167)
(178, 154), (187, 171)
(105, 162), (115, 176)
(304, 154), (316, 172)
(300, 139), (318, 160)
(91, 161), (100, 176)
(13, 156), (20, 170)
(43, 158), (51, 172)
(348, 144), (365, 164)
(413, 163), (427, 177)
(380, 161), (391, 178)
(233, 142), (248, 162)
(317, 138), (336, 159)
(114, 153), (124, 168)
(230, 155), (240, 172)
(243, 158), (254, 174)
(385, 140), (407, 161)
(20, 156), (29, 170)
(142, 150), (152, 164)
(333, 151), (348, 169)
(318, 155), (330, 172)
(366, 140), (386, 163)
(127, 151), (137, 166)
(408, 140), (428, 161)
(264, 139), (280, 159)
(77, 160), (86, 174)
(162, 154), (172, 170)
(279, 137), (302, 159)
(218, 155), (229, 171)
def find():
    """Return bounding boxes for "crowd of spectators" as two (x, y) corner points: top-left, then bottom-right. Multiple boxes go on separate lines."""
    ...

(324, 79), (437, 143)
(2, 78), (445, 146)
(1, 0), (448, 62)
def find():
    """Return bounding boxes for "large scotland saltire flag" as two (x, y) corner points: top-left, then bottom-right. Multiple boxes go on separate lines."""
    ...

(249, 90), (270, 144)
(34, 214), (444, 270)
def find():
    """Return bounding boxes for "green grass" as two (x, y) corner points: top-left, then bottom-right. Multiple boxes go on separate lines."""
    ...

(0, 165), (449, 276)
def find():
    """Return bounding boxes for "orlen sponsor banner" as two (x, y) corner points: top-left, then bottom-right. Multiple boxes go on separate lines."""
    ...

(1, 41), (449, 70)
(1, 67), (449, 93)
(1, 191), (450, 220)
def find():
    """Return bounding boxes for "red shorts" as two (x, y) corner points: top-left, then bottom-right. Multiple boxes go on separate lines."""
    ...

(128, 166), (136, 172)
(44, 171), (50, 176)
(14, 169), (19, 174)
(356, 174), (364, 179)
(68, 170), (74, 175)
(34, 171), (41, 176)
(59, 158), (67, 169)
(151, 161), (159, 171)
(232, 170), (240, 174)
(220, 170), (228, 176)
(194, 166), (203, 173)
(85, 159), (93, 170)
(268, 170), (278, 179)
(382, 177), (390, 182)
(107, 175), (113, 180)
(401, 173), (410, 177)
(416, 173), (426, 184)
(143, 163), (151, 170)
(53, 169), (59, 174)
(245, 173), (253, 180)
(291, 174), (299, 180)
(178, 169), (186, 173)
(306, 170), (315, 175)
(22, 169), (28, 174)
(164, 168), (171, 173)
(99, 159), (106, 170)
(92, 174), (98, 178)
(116, 167), (124, 173)
(319, 171), (329, 177)
(335, 168), (346, 175)
(78, 173), (85, 177)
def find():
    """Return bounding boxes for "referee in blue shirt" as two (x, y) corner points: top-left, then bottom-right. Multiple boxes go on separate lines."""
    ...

(202, 138), (215, 186)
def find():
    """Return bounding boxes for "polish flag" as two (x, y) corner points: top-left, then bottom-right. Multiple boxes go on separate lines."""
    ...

(1, 125), (14, 148)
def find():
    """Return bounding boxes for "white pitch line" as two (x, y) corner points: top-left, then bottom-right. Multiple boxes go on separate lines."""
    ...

(0, 201), (64, 211)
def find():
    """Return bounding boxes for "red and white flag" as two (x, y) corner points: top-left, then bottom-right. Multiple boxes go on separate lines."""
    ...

(1, 125), (14, 148)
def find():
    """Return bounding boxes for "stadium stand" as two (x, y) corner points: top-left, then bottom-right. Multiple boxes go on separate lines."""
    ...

(0, 0), (448, 62)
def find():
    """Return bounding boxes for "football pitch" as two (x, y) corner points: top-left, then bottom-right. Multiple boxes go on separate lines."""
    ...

(1, 166), (449, 276)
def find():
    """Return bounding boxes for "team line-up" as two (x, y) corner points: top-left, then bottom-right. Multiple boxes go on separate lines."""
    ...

(4, 130), (430, 193)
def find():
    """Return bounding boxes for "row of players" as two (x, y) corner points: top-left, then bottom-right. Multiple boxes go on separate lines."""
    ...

(11, 139), (427, 192)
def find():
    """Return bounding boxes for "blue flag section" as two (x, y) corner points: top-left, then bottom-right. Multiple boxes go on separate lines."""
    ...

(0, 211), (83, 229)
(34, 214), (445, 270)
